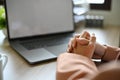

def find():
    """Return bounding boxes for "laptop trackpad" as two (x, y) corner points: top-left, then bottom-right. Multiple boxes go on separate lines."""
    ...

(45, 43), (68, 56)
(23, 48), (56, 63)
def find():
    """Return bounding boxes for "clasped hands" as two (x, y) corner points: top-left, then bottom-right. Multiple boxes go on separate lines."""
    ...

(67, 31), (96, 58)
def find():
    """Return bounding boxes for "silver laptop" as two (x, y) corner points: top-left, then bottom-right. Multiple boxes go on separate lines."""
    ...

(5, 0), (74, 64)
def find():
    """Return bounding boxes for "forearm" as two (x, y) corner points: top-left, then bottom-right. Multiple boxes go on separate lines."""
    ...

(102, 45), (120, 61)
(93, 42), (107, 59)
(93, 43), (120, 61)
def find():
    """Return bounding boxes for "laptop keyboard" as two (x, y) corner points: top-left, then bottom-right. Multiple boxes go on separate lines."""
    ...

(20, 33), (73, 50)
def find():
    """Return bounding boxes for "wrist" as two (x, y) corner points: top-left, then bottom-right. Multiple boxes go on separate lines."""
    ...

(101, 45), (120, 61)
(94, 43), (107, 59)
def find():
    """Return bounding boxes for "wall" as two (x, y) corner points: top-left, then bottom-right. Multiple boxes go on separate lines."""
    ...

(87, 0), (120, 26)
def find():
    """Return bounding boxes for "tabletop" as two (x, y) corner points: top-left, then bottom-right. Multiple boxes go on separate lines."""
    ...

(0, 30), (57, 80)
(0, 24), (120, 80)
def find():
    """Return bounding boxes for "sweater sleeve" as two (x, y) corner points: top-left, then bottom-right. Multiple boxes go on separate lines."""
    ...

(56, 53), (98, 80)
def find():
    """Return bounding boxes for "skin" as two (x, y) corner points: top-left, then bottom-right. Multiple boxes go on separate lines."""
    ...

(67, 31), (107, 59)
(67, 31), (96, 58)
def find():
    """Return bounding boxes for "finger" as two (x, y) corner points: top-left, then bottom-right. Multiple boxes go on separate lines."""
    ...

(67, 38), (74, 52)
(72, 38), (77, 48)
(67, 47), (73, 53)
(80, 31), (88, 38)
(76, 38), (89, 45)
(74, 34), (80, 38)
(68, 37), (77, 51)
(86, 32), (90, 40)
(89, 33), (96, 44)
(68, 38), (74, 48)
(80, 31), (90, 39)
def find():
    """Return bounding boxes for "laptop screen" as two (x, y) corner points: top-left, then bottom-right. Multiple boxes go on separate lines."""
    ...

(5, 0), (74, 39)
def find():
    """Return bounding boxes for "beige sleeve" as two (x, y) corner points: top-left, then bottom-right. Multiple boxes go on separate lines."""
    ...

(102, 45), (120, 61)
(56, 53), (98, 80)
(92, 61), (120, 80)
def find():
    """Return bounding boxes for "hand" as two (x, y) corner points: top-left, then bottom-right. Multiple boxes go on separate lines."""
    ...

(74, 31), (105, 59)
(67, 31), (90, 53)
(67, 31), (106, 59)
(67, 31), (96, 58)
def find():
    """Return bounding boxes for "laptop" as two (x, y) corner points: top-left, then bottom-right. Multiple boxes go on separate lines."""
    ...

(4, 0), (75, 64)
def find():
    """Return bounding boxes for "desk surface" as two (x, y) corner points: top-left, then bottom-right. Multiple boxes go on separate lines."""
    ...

(0, 31), (56, 80)
(0, 25), (120, 80)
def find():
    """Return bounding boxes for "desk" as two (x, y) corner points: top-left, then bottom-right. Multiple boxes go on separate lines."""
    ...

(0, 31), (56, 80)
(0, 25), (120, 80)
